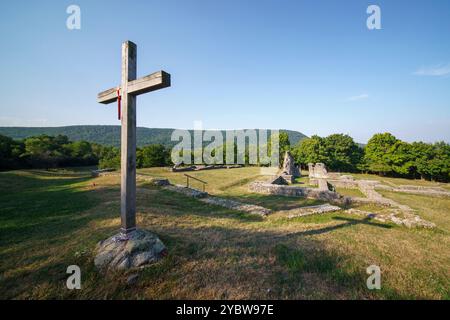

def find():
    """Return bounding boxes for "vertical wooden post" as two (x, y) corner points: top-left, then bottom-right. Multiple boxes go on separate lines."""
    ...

(97, 41), (171, 235)
(120, 41), (137, 234)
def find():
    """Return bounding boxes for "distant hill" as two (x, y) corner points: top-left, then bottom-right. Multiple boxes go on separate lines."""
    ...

(0, 125), (308, 148)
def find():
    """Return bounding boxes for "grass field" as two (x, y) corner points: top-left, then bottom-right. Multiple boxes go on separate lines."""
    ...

(0, 167), (449, 299)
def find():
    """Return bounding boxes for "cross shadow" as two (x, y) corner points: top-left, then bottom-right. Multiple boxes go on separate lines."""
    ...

(282, 216), (391, 238)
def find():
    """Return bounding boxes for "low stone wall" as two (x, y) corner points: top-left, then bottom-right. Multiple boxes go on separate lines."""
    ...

(248, 181), (344, 202)
(200, 196), (271, 216)
(138, 177), (170, 186)
(312, 178), (359, 189)
(163, 184), (208, 198)
(279, 204), (342, 219)
(91, 169), (117, 177)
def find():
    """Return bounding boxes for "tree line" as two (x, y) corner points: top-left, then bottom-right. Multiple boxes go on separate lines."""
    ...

(1, 132), (449, 182)
(291, 133), (450, 182)
(0, 134), (171, 170)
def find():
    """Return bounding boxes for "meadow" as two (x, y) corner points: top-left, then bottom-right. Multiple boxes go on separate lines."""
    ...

(0, 167), (448, 299)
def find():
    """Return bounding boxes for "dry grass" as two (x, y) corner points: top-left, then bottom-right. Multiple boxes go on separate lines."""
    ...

(0, 167), (449, 299)
(351, 173), (448, 188)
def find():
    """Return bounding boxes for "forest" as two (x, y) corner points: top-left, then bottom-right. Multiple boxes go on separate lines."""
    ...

(1, 132), (449, 182)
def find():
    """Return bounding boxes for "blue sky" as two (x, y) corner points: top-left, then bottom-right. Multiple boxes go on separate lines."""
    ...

(0, 0), (449, 143)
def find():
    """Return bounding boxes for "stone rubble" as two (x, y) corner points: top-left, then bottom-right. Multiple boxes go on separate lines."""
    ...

(344, 209), (436, 229)
(126, 274), (139, 286)
(163, 184), (208, 198)
(200, 196), (271, 216)
(279, 204), (342, 219)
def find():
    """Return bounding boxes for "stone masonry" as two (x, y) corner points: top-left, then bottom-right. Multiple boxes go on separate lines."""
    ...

(281, 151), (301, 182)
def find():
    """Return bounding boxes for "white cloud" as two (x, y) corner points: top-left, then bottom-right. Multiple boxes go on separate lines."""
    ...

(347, 94), (369, 101)
(413, 64), (450, 76)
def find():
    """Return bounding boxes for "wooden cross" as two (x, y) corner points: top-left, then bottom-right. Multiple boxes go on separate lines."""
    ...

(97, 41), (171, 234)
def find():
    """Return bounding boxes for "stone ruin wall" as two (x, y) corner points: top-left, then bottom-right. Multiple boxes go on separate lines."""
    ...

(248, 181), (346, 203)
(308, 163), (341, 180)
(310, 178), (359, 189)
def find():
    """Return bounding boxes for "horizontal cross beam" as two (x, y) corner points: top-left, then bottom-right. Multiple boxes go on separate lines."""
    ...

(97, 70), (171, 104)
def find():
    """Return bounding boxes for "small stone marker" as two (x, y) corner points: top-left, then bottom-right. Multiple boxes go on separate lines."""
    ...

(281, 151), (300, 182)
(95, 41), (170, 271)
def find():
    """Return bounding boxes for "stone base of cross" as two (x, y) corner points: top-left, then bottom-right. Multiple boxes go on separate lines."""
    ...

(97, 41), (171, 234)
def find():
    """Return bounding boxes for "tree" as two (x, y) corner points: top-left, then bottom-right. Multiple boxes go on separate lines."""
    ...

(0, 135), (25, 170)
(389, 140), (414, 176)
(410, 142), (433, 179)
(426, 142), (450, 182)
(138, 144), (169, 168)
(363, 133), (398, 176)
(292, 134), (362, 172)
(23, 135), (67, 168)
(277, 132), (291, 167)
(323, 134), (363, 172)
(292, 135), (328, 167)
(98, 146), (120, 169)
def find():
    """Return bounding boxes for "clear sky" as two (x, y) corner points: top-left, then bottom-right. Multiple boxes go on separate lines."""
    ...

(0, 0), (449, 143)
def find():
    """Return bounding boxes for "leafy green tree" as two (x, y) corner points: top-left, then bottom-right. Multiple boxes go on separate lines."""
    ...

(410, 142), (433, 179)
(292, 134), (362, 172)
(323, 134), (363, 172)
(363, 133), (398, 175)
(0, 135), (25, 170)
(292, 135), (328, 166)
(23, 135), (67, 168)
(63, 141), (98, 166)
(426, 142), (450, 182)
(274, 132), (291, 167)
(138, 144), (169, 168)
(98, 146), (120, 169)
(1, 131), (448, 183)
(389, 140), (414, 176)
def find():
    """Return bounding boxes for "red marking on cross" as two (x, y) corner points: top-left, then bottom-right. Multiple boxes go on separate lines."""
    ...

(117, 88), (121, 120)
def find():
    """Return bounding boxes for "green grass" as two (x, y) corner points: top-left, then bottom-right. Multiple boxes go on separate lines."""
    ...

(335, 187), (366, 198)
(0, 167), (449, 299)
(351, 173), (447, 188)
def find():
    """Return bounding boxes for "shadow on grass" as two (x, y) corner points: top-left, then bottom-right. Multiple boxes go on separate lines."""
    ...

(140, 186), (265, 222)
(218, 192), (325, 211)
(292, 216), (392, 237)
(0, 172), (418, 299)
(0, 172), (101, 245)
(140, 221), (408, 299)
(0, 171), (136, 299)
